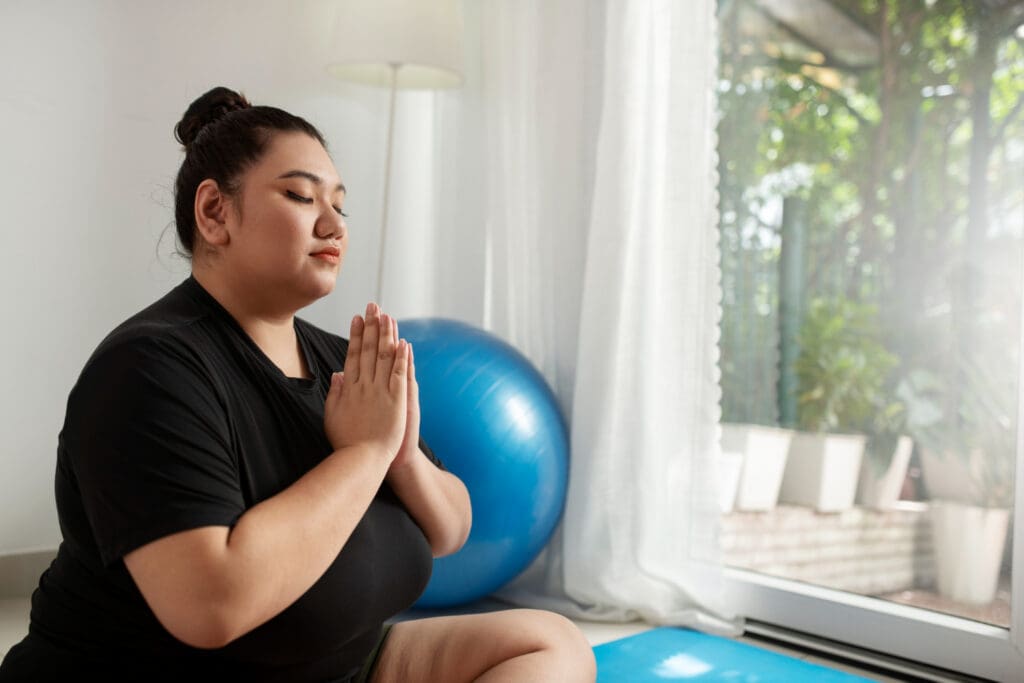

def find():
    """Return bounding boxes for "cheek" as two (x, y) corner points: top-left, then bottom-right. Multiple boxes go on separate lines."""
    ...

(274, 215), (312, 252)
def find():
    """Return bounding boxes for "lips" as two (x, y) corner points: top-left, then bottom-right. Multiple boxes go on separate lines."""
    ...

(311, 245), (341, 264)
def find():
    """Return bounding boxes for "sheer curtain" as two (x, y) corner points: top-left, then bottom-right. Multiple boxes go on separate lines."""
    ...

(383, 0), (739, 634)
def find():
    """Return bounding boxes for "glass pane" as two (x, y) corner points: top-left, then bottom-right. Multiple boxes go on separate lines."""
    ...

(716, 0), (1023, 628)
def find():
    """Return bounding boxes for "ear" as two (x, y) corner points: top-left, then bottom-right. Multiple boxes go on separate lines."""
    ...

(194, 179), (233, 247)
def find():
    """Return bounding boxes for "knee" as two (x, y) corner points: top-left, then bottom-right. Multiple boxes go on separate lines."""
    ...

(519, 609), (597, 681)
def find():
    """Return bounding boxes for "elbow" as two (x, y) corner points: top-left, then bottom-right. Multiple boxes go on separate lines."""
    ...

(124, 526), (258, 650)
(163, 608), (239, 650)
(173, 627), (234, 651)
(155, 596), (249, 650)
(431, 525), (470, 558)
(431, 490), (472, 558)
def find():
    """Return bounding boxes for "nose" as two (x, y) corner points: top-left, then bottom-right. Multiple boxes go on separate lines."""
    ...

(315, 209), (346, 241)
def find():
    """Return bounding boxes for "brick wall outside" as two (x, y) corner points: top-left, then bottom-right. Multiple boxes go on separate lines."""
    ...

(721, 502), (935, 595)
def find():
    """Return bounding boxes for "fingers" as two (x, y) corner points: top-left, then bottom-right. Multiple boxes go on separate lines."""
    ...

(390, 339), (409, 391)
(326, 371), (343, 400)
(407, 343), (417, 405)
(343, 316), (363, 382)
(359, 303), (381, 381)
(376, 311), (398, 382)
(323, 371), (342, 420)
(327, 306), (411, 455)
(354, 302), (403, 385)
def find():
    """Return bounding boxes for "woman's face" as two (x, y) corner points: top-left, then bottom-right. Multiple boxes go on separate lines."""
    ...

(222, 131), (348, 311)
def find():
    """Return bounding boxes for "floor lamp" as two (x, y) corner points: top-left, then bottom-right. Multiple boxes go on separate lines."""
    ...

(326, 0), (464, 306)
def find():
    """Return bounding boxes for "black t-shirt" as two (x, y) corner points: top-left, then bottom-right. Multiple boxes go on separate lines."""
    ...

(0, 277), (439, 682)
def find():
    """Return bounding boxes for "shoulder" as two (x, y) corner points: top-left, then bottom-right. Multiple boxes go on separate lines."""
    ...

(96, 278), (214, 351)
(73, 281), (227, 404)
(69, 336), (222, 435)
(63, 317), (233, 462)
(97, 326), (198, 369)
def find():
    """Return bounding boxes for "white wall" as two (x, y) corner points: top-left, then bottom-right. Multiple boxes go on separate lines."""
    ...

(0, 1), (460, 553)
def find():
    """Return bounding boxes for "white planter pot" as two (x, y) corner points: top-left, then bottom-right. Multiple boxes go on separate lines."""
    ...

(856, 435), (914, 510)
(720, 423), (793, 511)
(931, 501), (1010, 605)
(919, 447), (985, 505)
(779, 431), (866, 512)
(717, 450), (744, 513)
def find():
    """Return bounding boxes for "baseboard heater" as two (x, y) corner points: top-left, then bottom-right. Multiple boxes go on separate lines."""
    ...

(743, 619), (992, 683)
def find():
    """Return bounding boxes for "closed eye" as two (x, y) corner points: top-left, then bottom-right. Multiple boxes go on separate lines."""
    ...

(288, 190), (348, 217)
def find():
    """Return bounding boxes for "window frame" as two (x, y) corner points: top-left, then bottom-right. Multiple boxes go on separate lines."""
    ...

(721, 370), (1024, 680)
(715, 2), (1024, 678)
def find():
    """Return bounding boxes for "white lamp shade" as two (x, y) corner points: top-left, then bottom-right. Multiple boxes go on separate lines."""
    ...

(326, 0), (464, 89)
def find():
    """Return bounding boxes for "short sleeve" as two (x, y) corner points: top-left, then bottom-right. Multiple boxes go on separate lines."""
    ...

(64, 336), (245, 567)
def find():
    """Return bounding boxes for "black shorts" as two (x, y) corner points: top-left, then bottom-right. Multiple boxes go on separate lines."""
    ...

(1, 624), (396, 683)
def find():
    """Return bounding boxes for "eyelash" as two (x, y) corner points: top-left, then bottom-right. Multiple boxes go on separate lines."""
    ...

(287, 190), (348, 218)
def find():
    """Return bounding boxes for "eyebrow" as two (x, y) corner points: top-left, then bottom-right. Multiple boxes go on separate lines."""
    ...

(277, 170), (346, 194)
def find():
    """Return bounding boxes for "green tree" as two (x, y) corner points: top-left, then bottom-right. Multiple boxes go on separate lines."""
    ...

(717, 0), (1024, 445)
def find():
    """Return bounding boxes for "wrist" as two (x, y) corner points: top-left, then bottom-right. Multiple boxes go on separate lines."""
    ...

(331, 441), (394, 468)
(386, 446), (425, 480)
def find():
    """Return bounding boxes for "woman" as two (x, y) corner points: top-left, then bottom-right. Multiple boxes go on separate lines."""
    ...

(0, 87), (596, 682)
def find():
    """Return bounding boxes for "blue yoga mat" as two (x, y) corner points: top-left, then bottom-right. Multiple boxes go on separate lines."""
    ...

(593, 627), (874, 682)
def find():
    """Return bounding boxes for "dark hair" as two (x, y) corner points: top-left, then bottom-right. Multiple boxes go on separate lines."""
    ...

(173, 86), (326, 255)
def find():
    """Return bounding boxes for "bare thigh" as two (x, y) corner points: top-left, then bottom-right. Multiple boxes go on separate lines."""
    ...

(371, 608), (596, 683)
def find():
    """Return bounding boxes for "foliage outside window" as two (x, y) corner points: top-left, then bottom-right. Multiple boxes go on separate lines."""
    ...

(717, 0), (1023, 627)
(718, 0), (1023, 472)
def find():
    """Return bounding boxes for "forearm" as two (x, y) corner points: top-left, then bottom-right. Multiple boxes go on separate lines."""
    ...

(129, 443), (392, 649)
(386, 448), (472, 557)
(224, 444), (391, 632)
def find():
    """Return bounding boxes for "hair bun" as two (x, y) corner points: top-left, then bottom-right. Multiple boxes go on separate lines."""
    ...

(174, 86), (252, 148)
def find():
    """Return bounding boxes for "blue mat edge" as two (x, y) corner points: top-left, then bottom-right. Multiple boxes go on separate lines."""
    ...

(592, 626), (874, 682)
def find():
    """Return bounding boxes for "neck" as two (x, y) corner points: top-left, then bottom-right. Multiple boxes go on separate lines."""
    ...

(193, 267), (309, 379)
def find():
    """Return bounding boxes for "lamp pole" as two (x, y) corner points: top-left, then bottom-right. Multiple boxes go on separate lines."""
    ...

(375, 62), (401, 305)
(325, 0), (464, 306)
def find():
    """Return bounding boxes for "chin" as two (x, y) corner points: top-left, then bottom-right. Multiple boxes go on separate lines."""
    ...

(308, 272), (339, 300)
(282, 266), (340, 310)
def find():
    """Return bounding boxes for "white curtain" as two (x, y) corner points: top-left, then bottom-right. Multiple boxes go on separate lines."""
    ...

(383, 0), (739, 634)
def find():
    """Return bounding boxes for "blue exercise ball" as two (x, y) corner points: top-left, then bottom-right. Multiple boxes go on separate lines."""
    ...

(398, 318), (569, 608)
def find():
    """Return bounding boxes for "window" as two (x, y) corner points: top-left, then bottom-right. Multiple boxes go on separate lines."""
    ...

(716, 0), (1024, 678)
